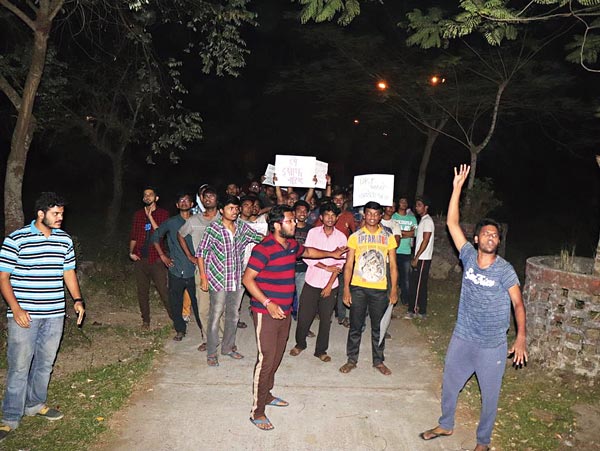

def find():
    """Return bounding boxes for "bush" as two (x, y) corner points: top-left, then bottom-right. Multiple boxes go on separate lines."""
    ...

(460, 177), (502, 223)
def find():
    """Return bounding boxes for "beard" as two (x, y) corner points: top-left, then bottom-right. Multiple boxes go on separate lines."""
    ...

(42, 217), (60, 229)
(280, 229), (295, 239)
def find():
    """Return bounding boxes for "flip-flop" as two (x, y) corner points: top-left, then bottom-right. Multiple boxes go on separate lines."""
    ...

(267, 397), (289, 407)
(224, 351), (244, 359)
(374, 363), (392, 376)
(207, 355), (219, 367)
(339, 361), (357, 373)
(419, 427), (453, 440)
(250, 416), (274, 431)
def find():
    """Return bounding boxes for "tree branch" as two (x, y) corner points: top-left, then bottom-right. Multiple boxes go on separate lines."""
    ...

(0, 0), (36, 30)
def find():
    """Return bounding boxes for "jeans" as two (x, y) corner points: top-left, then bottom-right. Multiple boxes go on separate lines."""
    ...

(207, 289), (244, 356)
(2, 317), (64, 429)
(396, 254), (411, 305)
(335, 273), (347, 321)
(168, 273), (199, 334)
(346, 287), (389, 366)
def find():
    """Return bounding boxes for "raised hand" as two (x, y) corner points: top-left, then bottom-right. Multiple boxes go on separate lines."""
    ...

(453, 164), (470, 190)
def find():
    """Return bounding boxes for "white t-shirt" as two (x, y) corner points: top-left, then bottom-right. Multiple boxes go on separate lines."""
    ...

(415, 214), (434, 260)
(380, 218), (402, 238)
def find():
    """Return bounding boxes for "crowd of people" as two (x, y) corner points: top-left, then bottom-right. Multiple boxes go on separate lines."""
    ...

(0, 167), (527, 451)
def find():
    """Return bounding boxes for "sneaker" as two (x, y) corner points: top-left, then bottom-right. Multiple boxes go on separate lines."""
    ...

(0, 424), (11, 442)
(36, 405), (64, 421)
(416, 313), (427, 320)
(403, 313), (415, 319)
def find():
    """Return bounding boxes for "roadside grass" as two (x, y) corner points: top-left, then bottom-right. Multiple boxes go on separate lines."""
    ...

(415, 278), (600, 450)
(0, 325), (169, 451)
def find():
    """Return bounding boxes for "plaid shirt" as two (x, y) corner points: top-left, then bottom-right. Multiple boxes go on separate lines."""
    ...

(196, 218), (263, 291)
(129, 207), (169, 264)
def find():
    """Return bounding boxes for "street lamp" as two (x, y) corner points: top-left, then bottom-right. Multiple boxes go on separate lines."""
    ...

(376, 81), (388, 90)
(429, 75), (446, 85)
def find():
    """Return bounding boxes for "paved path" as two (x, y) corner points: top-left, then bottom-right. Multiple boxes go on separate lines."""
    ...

(98, 307), (475, 451)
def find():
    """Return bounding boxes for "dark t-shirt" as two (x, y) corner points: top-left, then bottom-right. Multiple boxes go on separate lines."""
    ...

(294, 224), (312, 273)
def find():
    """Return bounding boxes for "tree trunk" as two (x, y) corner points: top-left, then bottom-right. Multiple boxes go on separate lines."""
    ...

(105, 149), (125, 240)
(595, 155), (600, 275)
(467, 148), (478, 190)
(415, 117), (448, 197)
(4, 28), (49, 233)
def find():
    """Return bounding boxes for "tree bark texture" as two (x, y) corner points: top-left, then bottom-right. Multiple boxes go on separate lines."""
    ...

(4, 28), (49, 233)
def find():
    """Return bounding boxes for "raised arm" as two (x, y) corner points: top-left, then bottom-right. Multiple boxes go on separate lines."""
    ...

(446, 164), (470, 252)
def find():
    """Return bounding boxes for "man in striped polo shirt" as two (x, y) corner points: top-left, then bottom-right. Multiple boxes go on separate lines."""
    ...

(0, 192), (85, 442)
(242, 205), (347, 431)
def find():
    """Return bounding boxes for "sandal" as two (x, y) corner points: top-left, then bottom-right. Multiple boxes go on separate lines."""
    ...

(267, 397), (289, 407)
(250, 416), (274, 431)
(289, 347), (303, 356)
(419, 426), (453, 440)
(341, 318), (350, 328)
(197, 342), (207, 352)
(317, 353), (331, 362)
(339, 361), (357, 373)
(224, 351), (244, 360)
(374, 363), (392, 376)
(207, 355), (219, 367)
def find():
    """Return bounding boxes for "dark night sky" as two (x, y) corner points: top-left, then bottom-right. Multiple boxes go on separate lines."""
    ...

(0, 1), (598, 268)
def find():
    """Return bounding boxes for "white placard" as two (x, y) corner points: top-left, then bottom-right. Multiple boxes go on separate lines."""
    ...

(274, 155), (317, 187)
(262, 164), (276, 186)
(353, 174), (395, 207)
(314, 160), (328, 189)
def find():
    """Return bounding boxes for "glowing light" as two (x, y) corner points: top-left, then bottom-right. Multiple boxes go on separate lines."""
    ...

(376, 81), (388, 90)
(430, 75), (446, 85)
(353, 119), (360, 125)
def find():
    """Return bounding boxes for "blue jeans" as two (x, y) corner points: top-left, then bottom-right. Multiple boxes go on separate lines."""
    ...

(207, 290), (244, 356)
(346, 287), (389, 366)
(2, 317), (64, 429)
(396, 254), (411, 305)
(335, 273), (347, 321)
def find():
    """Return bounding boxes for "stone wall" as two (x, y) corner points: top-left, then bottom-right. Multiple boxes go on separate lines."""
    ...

(523, 256), (600, 377)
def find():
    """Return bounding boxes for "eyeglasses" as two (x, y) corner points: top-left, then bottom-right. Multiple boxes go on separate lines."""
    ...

(280, 219), (297, 224)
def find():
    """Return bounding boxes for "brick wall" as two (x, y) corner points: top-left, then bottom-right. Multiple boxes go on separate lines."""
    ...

(523, 256), (600, 377)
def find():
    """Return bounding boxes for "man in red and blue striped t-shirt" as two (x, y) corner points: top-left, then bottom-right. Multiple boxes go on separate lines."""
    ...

(243, 205), (347, 431)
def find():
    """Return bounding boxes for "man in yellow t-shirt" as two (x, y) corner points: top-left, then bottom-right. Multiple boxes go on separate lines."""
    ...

(339, 201), (398, 376)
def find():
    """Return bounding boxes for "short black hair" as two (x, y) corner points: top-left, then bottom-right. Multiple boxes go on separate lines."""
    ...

(474, 218), (503, 239)
(416, 195), (431, 208)
(363, 201), (383, 213)
(143, 185), (159, 196)
(35, 192), (66, 214)
(293, 200), (310, 211)
(240, 195), (256, 205)
(268, 205), (293, 232)
(219, 195), (241, 209)
(202, 186), (217, 196)
(176, 190), (195, 203)
(332, 189), (346, 198)
(320, 202), (340, 216)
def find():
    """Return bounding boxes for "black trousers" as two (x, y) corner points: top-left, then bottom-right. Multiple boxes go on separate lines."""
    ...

(294, 283), (338, 356)
(408, 259), (431, 315)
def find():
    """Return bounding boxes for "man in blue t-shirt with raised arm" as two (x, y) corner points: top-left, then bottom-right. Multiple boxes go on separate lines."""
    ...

(420, 165), (527, 451)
